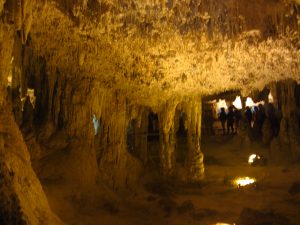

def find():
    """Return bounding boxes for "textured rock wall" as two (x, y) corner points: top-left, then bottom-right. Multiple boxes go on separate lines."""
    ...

(155, 97), (204, 181)
(0, 1), (65, 224)
(158, 99), (179, 178)
(25, 58), (143, 189)
(93, 90), (143, 189)
(269, 80), (300, 162)
(29, 1), (300, 107)
(0, 23), (14, 106)
(182, 98), (204, 182)
(0, 108), (65, 225)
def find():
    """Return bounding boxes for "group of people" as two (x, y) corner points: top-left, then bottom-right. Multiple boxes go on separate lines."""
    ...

(219, 106), (241, 135)
(218, 103), (281, 139)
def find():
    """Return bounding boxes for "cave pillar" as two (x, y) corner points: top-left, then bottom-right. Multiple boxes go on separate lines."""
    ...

(269, 80), (300, 162)
(278, 80), (300, 158)
(184, 98), (204, 182)
(95, 91), (142, 189)
(0, 24), (14, 107)
(159, 101), (178, 179)
(160, 130), (176, 178)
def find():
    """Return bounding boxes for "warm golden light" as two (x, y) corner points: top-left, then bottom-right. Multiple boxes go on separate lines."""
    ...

(7, 74), (12, 86)
(245, 97), (265, 107)
(248, 154), (261, 164)
(214, 223), (236, 225)
(245, 97), (255, 107)
(232, 96), (242, 109)
(268, 92), (274, 103)
(217, 99), (228, 111)
(233, 177), (256, 187)
(27, 89), (36, 107)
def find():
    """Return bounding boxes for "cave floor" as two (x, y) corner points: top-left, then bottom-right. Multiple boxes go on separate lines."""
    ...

(41, 134), (300, 225)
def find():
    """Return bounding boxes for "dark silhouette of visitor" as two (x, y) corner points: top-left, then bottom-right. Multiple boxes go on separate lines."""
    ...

(234, 107), (241, 134)
(253, 104), (266, 139)
(245, 106), (253, 128)
(227, 106), (235, 134)
(266, 103), (280, 137)
(219, 107), (227, 135)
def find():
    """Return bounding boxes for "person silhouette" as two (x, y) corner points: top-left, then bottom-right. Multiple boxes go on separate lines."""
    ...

(227, 106), (235, 134)
(219, 107), (227, 135)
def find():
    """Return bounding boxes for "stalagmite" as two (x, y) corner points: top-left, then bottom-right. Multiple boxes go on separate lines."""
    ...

(158, 100), (178, 178)
(183, 98), (204, 182)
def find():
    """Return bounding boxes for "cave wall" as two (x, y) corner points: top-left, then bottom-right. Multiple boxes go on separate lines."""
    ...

(155, 97), (204, 181)
(0, 109), (64, 225)
(19, 49), (144, 189)
(0, 1), (65, 224)
(95, 91), (143, 189)
(269, 80), (300, 162)
(182, 98), (204, 182)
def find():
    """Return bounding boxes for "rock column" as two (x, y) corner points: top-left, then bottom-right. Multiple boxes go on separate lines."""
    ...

(184, 98), (204, 182)
(159, 100), (178, 179)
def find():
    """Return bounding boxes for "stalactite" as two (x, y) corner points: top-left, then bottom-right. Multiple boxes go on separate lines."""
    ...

(95, 91), (142, 189)
(183, 97), (204, 182)
(158, 99), (178, 178)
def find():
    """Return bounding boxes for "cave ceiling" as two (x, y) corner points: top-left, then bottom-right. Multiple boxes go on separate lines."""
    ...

(7, 0), (300, 106)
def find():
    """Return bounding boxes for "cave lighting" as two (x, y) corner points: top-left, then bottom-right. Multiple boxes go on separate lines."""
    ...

(20, 89), (36, 110)
(233, 177), (256, 187)
(268, 92), (274, 103)
(245, 97), (264, 108)
(248, 154), (261, 165)
(232, 96), (242, 109)
(93, 114), (100, 135)
(214, 223), (236, 225)
(245, 97), (255, 107)
(7, 74), (12, 87)
(217, 99), (228, 111)
(27, 88), (36, 107)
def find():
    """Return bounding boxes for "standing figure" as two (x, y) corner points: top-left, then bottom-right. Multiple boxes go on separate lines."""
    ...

(219, 107), (227, 135)
(253, 104), (266, 139)
(234, 108), (241, 134)
(245, 106), (253, 128)
(227, 106), (235, 134)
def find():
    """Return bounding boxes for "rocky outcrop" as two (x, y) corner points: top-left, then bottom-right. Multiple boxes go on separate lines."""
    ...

(0, 107), (65, 225)
(95, 91), (143, 189)
(268, 80), (300, 163)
